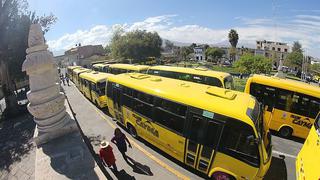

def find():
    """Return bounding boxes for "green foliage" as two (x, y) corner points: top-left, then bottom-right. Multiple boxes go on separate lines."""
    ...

(292, 41), (303, 53)
(110, 29), (162, 63)
(0, 0), (57, 84)
(234, 54), (272, 74)
(180, 46), (193, 60)
(228, 29), (239, 48)
(311, 63), (320, 73)
(205, 47), (225, 62)
(233, 78), (247, 92)
(285, 51), (303, 68)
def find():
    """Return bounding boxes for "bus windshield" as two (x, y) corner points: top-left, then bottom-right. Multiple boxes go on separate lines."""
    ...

(249, 102), (271, 159)
(97, 81), (106, 96)
(316, 113), (320, 130)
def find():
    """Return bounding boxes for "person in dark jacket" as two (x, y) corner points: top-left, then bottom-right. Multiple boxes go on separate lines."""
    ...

(111, 128), (132, 160)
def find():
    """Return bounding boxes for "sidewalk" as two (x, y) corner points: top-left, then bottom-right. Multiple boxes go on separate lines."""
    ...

(0, 113), (36, 180)
(63, 84), (201, 179)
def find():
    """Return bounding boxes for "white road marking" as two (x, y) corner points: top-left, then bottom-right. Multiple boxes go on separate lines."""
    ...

(272, 150), (297, 159)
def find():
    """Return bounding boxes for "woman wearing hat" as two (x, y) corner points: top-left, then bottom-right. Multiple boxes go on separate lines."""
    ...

(99, 141), (118, 172)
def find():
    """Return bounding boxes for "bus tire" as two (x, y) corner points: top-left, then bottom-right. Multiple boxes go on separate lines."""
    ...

(128, 124), (138, 138)
(279, 126), (293, 138)
(211, 171), (236, 180)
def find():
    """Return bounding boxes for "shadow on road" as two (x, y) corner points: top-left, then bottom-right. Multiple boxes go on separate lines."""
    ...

(264, 156), (287, 180)
(0, 113), (35, 171)
(125, 155), (153, 176)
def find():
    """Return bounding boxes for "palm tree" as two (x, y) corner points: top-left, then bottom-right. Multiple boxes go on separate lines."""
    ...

(228, 29), (239, 63)
(228, 29), (239, 48)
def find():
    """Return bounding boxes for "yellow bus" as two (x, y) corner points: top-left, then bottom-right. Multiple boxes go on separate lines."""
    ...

(92, 63), (109, 73)
(79, 71), (113, 108)
(108, 64), (149, 74)
(67, 66), (81, 80)
(147, 66), (234, 89)
(106, 73), (272, 179)
(296, 112), (320, 180)
(71, 68), (91, 87)
(244, 74), (320, 139)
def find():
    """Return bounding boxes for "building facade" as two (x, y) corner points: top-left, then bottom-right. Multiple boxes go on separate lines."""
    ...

(255, 40), (290, 69)
(54, 45), (105, 68)
(193, 47), (205, 61)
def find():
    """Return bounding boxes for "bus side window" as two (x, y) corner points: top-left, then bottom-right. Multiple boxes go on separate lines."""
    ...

(90, 82), (96, 92)
(206, 77), (223, 88)
(106, 82), (113, 98)
(132, 91), (153, 119)
(154, 97), (186, 134)
(250, 83), (275, 111)
(310, 99), (320, 119)
(274, 89), (293, 112)
(122, 86), (133, 109)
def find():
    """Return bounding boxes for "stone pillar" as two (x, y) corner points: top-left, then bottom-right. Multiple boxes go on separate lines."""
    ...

(22, 24), (77, 145)
(274, 52), (285, 78)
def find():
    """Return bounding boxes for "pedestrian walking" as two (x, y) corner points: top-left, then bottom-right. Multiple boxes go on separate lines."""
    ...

(111, 128), (132, 160)
(99, 141), (118, 172)
(65, 76), (70, 86)
(60, 75), (65, 86)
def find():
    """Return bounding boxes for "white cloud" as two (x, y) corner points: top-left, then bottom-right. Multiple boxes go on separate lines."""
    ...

(48, 14), (320, 57)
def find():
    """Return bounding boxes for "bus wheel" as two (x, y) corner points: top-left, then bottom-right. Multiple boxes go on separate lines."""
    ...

(279, 126), (293, 138)
(128, 124), (138, 138)
(211, 172), (236, 180)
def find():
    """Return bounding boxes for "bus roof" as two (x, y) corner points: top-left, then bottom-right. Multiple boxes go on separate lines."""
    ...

(67, 66), (81, 70)
(247, 74), (320, 98)
(108, 64), (150, 71)
(79, 71), (114, 83)
(73, 68), (91, 74)
(108, 73), (256, 127)
(92, 63), (108, 68)
(149, 65), (231, 79)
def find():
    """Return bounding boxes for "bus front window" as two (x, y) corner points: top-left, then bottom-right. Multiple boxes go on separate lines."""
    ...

(249, 102), (272, 162)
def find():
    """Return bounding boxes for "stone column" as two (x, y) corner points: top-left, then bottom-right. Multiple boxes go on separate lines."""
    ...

(274, 52), (285, 78)
(22, 24), (77, 145)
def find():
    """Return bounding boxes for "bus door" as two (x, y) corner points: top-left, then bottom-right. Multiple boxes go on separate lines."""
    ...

(185, 110), (224, 174)
(112, 85), (124, 124)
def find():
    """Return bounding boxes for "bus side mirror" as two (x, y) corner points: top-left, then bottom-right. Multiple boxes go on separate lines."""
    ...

(246, 135), (259, 145)
(264, 105), (272, 112)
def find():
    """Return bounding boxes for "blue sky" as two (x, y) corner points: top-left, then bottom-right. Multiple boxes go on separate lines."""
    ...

(28, 0), (320, 57)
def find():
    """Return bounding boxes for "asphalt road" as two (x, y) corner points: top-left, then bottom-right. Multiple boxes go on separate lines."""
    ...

(64, 83), (303, 180)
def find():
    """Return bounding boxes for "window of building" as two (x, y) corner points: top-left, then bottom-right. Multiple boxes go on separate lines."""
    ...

(284, 49), (288, 52)
(277, 48), (281, 52)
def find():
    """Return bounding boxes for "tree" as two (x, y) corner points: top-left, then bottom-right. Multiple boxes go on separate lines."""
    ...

(0, 0), (56, 116)
(205, 47), (225, 63)
(285, 51), (303, 70)
(164, 40), (174, 51)
(190, 43), (197, 49)
(234, 54), (272, 74)
(110, 30), (162, 63)
(292, 41), (303, 53)
(228, 29), (239, 62)
(228, 29), (239, 48)
(180, 46), (193, 61)
(311, 63), (320, 74)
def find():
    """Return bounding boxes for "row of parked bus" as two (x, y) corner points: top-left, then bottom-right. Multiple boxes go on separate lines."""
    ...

(67, 64), (320, 180)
